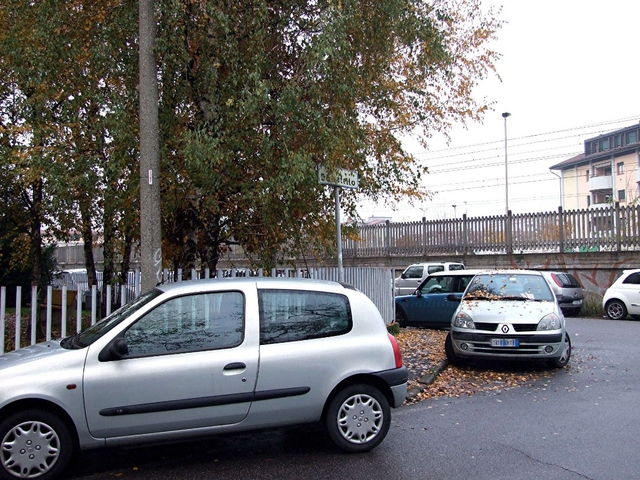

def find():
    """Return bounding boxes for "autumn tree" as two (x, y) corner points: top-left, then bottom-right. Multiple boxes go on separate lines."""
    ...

(0, 0), (502, 296)
(155, 0), (502, 272)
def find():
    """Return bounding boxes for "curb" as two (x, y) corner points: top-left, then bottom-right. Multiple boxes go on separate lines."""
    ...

(405, 358), (448, 401)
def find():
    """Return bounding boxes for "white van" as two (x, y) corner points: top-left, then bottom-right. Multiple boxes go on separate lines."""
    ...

(394, 262), (465, 296)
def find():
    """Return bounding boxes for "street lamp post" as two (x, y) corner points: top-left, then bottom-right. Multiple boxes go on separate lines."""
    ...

(502, 112), (511, 216)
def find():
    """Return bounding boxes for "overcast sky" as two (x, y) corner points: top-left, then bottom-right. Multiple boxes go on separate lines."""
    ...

(357, 0), (640, 222)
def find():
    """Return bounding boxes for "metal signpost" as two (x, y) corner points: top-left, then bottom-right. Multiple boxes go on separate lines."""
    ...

(318, 166), (359, 282)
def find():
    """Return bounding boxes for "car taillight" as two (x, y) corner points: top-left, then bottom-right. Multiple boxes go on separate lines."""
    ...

(550, 273), (563, 287)
(387, 333), (403, 368)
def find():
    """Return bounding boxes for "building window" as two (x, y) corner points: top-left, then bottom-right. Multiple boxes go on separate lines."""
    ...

(587, 196), (591, 206)
(617, 162), (625, 174)
(589, 142), (598, 154)
(586, 170), (590, 181)
(600, 138), (610, 151)
(628, 130), (638, 144)
(614, 134), (622, 148)
(619, 190), (626, 201)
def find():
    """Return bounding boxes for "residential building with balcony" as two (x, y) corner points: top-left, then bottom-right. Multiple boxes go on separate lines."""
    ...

(550, 122), (640, 210)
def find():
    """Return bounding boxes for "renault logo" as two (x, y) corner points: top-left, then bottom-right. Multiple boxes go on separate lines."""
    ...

(501, 325), (509, 333)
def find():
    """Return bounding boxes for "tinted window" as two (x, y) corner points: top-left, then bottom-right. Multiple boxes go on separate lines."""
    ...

(404, 266), (423, 279)
(124, 291), (244, 357)
(449, 264), (465, 271)
(623, 273), (640, 285)
(259, 290), (352, 344)
(558, 273), (581, 288)
(427, 265), (445, 274)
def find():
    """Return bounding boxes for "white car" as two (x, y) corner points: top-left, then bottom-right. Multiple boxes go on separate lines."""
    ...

(394, 262), (465, 296)
(445, 270), (571, 368)
(603, 269), (640, 320)
(0, 278), (407, 480)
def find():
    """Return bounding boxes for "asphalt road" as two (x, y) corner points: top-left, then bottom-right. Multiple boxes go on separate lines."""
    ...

(68, 317), (640, 480)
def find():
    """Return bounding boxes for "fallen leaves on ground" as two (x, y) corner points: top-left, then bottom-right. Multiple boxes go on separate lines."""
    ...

(396, 327), (553, 404)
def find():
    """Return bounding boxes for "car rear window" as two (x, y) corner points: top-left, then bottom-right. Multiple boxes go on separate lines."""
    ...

(258, 290), (352, 344)
(556, 273), (582, 288)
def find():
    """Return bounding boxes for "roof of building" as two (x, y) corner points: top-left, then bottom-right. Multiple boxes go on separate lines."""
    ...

(550, 122), (640, 171)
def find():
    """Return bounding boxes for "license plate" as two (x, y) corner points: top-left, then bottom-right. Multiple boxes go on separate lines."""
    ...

(573, 300), (583, 305)
(491, 338), (519, 347)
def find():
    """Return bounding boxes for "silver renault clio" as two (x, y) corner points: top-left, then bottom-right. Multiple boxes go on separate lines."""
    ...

(0, 278), (407, 480)
(445, 270), (572, 369)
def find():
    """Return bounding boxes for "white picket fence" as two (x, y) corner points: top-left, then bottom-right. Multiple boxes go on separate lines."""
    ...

(1, 267), (394, 354)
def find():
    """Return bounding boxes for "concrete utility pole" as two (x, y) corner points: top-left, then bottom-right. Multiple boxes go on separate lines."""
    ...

(502, 112), (511, 216)
(139, 0), (163, 291)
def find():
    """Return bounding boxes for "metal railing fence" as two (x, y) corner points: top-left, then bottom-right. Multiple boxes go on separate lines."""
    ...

(1, 267), (393, 354)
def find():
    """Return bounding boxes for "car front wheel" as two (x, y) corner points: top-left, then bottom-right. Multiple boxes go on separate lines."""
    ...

(325, 384), (390, 453)
(605, 299), (628, 320)
(0, 409), (74, 480)
(445, 332), (469, 368)
(549, 332), (572, 368)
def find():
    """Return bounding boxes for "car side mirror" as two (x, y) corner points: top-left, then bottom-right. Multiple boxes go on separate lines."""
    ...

(400, 273), (407, 279)
(98, 337), (129, 362)
(415, 288), (422, 297)
(446, 293), (462, 303)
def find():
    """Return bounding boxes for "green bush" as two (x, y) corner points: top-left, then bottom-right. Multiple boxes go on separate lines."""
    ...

(581, 291), (604, 318)
(386, 321), (401, 335)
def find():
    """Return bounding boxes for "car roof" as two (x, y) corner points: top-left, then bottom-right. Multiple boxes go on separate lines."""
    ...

(426, 269), (483, 277)
(154, 277), (351, 294)
(473, 269), (544, 276)
(408, 262), (464, 267)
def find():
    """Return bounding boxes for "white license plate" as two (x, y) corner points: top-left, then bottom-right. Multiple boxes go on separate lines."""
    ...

(491, 338), (519, 347)
(573, 300), (583, 305)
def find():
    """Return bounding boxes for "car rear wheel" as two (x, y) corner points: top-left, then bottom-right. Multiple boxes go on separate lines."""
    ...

(445, 332), (469, 368)
(549, 332), (571, 368)
(324, 384), (390, 453)
(395, 309), (408, 327)
(0, 409), (73, 480)
(605, 299), (628, 320)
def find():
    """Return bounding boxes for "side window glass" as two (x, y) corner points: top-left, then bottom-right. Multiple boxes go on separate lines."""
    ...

(422, 276), (451, 294)
(428, 265), (444, 274)
(405, 266), (423, 279)
(124, 291), (244, 357)
(456, 276), (470, 292)
(623, 273), (640, 285)
(259, 290), (352, 345)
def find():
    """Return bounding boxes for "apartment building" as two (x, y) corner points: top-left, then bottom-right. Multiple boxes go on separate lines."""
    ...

(550, 122), (640, 210)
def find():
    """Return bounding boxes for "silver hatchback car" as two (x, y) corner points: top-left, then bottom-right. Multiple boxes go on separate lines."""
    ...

(445, 270), (571, 369)
(0, 278), (407, 480)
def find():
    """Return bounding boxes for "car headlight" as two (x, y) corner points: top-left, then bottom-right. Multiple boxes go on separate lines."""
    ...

(537, 313), (562, 331)
(452, 311), (475, 329)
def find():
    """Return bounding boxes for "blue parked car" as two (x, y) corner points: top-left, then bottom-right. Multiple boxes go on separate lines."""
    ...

(395, 270), (481, 328)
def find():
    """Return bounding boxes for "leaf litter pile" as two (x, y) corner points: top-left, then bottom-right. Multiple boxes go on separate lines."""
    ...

(396, 327), (554, 404)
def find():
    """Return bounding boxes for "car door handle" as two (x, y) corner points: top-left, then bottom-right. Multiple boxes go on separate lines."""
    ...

(224, 362), (246, 371)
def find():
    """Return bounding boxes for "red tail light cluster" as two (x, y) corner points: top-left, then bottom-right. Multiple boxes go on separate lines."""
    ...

(387, 333), (403, 368)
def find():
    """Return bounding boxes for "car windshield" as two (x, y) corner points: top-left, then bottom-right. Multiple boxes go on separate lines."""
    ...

(464, 273), (554, 302)
(60, 288), (163, 349)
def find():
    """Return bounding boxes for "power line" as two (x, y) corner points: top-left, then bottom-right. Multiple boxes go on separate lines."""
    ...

(416, 115), (640, 156)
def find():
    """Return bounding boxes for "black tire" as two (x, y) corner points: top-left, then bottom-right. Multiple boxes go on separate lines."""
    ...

(549, 332), (572, 368)
(395, 308), (408, 327)
(605, 299), (628, 320)
(563, 307), (581, 318)
(0, 409), (74, 480)
(445, 332), (469, 368)
(324, 384), (391, 453)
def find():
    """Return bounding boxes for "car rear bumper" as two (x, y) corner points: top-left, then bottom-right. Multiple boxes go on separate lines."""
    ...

(373, 366), (408, 407)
